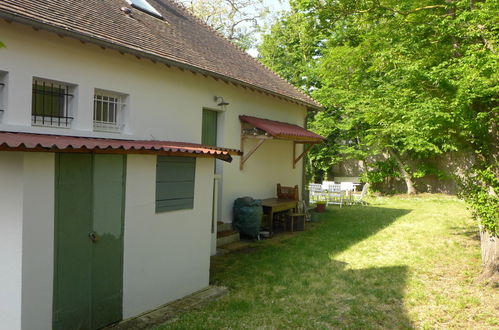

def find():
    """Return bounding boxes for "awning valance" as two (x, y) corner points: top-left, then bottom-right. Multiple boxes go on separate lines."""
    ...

(0, 131), (241, 162)
(239, 115), (325, 143)
(239, 115), (325, 169)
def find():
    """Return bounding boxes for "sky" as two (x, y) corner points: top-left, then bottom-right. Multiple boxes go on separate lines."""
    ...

(247, 0), (290, 57)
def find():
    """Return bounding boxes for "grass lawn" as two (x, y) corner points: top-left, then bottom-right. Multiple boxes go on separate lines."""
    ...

(158, 195), (498, 329)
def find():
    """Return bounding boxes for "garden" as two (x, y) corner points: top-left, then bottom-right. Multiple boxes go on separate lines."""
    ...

(159, 195), (498, 329)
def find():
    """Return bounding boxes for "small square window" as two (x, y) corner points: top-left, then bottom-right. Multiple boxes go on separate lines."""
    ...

(32, 78), (74, 127)
(93, 90), (126, 132)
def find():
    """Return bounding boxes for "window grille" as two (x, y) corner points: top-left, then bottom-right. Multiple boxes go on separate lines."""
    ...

(32, 79), (73, 127)
(0, 82), (5, 114)
(0, 71), (7, 116)
(93, 92), (125, 132)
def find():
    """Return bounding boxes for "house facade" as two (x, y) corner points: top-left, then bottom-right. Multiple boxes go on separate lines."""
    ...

(0, 1), (322, 329)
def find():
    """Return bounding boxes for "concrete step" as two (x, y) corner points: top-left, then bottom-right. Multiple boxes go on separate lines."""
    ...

(216, 221), (232, 233)
(216, 230), (239, 247)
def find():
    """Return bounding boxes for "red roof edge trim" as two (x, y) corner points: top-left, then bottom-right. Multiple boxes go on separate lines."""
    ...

(239, 115), (325, 143)
(0, 132), (242, 163)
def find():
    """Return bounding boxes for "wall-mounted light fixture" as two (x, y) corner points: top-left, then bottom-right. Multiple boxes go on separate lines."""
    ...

(214, 96), (229, 107)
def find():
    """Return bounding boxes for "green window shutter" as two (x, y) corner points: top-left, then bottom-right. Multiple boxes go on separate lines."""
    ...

(202, 109), (218, 146)
(156, 156), (196, 212)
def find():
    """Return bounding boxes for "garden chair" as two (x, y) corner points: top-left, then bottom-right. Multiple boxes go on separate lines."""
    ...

(340, 182), (355, 205)
(321, 180), (335, 190)
(326, 183), (345, 207)
(353, 183), (370, 205)
(308, 183), (325, 203)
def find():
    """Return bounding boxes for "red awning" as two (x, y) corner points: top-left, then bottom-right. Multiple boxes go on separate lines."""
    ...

(0, 131), (241, 162)
(239, 115), (325, 143)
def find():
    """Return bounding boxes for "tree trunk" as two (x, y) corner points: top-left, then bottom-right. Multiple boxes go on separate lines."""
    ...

(388, 149), (417, 194)
(479, 226), (499, 282)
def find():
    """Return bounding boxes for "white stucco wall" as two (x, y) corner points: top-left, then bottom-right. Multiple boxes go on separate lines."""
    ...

(0, 152), (24, 330)
(0, 20), (308, 226)
(123, 155), (213, 318)
(21, 153), (55, 330)
(0, 18), (311, 327)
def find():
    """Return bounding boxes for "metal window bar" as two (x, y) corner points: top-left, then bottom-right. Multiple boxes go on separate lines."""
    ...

(0, 82), (4, 113)
(93, 93), (124, 132)
(32, 79), (73, 127)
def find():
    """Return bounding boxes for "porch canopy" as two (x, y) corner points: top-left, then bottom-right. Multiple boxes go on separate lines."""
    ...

(239, 115), (325, 169)
(0, 131), (241, 162)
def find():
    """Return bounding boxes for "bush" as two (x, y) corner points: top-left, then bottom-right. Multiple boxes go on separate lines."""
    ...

(459, 166), (499, 235)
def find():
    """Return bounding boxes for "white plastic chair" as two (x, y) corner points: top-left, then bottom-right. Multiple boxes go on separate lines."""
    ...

(340, 182), (355, 205)
(353, 183), (370, 205)
(322, 181), (335, 190)
(326, 183), (345, 207)
(308, 183), (325, 203)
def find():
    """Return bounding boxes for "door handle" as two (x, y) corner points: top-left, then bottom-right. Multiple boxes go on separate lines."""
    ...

(88, 231), (99, 243)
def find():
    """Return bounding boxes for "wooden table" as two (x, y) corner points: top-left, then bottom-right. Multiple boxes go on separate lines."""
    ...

(261, 198), (298, 235)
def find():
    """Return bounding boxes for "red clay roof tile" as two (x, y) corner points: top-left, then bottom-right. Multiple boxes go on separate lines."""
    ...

(0, 131), (240, 162)
(0, 0), (321, 108)
(239, 115), (325, 143)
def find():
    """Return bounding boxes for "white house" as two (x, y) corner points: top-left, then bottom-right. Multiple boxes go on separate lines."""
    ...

(0, 0), (322, 329)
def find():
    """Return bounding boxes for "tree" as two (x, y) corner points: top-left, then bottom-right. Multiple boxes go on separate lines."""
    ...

(260, 0), (498, 275)
(261, 0), (497, 191)
(177, 0), (269, 50)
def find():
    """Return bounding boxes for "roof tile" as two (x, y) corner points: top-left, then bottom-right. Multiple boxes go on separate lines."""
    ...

(0, 0), (321, 108)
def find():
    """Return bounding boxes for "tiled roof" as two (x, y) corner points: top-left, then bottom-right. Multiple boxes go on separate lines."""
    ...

(0, 131), (241, 162)
(239, 115), (325, 143)
(0, 0), (321, 108)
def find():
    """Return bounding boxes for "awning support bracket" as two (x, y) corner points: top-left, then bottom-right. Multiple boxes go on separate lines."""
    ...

(240, 137), (267, 170)
(293, 142), (313, 168)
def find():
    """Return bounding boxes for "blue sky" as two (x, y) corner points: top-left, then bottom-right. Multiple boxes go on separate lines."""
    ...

(247, 0), (290, 57)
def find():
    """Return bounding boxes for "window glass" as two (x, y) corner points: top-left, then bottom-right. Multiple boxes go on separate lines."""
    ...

(32, 78), (73, 127)
(128, 0), (162, 18)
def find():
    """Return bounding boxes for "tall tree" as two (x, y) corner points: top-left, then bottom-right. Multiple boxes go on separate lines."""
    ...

(260, 0), (498, 194)
(177, 0), (269, 50)
(260, 0), (498, 275)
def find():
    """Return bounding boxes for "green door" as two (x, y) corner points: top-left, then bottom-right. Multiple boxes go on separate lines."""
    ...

(202, 109), (218, 146)
(54, 153), (125, 330)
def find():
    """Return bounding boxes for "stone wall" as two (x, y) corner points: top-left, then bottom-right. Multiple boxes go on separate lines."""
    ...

(329, 152), (474, 195)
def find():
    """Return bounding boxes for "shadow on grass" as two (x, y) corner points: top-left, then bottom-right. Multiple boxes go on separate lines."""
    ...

(202, 206), (414, 328)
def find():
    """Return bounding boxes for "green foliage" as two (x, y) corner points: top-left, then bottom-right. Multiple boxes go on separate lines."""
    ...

(459, 166), (499, 234)
(412, 163), (449, 180)
(260, 0), (498, 223)
(360, 159), (400, 185)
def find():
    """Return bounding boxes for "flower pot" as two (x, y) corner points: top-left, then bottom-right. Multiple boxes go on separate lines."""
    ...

(315, 203), (326, 213)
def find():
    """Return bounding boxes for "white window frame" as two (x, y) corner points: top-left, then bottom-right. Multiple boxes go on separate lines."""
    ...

(93, 90), (126, 133)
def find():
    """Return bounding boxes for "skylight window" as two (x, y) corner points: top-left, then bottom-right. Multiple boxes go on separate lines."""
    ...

(127, 0), (163, 18)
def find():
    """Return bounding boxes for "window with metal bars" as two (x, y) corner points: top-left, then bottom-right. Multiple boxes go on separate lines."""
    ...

(93, 91), (125, 132)
(31, 79), (73, 127)
(0, 71), (8, 117)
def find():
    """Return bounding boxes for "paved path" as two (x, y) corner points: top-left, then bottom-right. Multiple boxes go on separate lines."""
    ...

(105, 286), (228, 329)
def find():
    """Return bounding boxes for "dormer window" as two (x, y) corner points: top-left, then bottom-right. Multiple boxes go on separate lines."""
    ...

(126, 0), (163, 18)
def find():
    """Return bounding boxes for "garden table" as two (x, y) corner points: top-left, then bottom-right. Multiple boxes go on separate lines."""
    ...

(261, 198), (298, 235)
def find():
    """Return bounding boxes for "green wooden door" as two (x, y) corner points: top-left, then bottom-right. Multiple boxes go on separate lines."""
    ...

(202, 109), (218, 146)
(54, 153), (125, 330)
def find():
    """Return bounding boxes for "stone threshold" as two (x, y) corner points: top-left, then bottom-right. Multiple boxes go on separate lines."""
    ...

(105, 286), (228, 329)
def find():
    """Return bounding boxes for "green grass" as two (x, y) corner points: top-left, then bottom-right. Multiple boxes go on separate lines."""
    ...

(158, 195), (498, 329)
